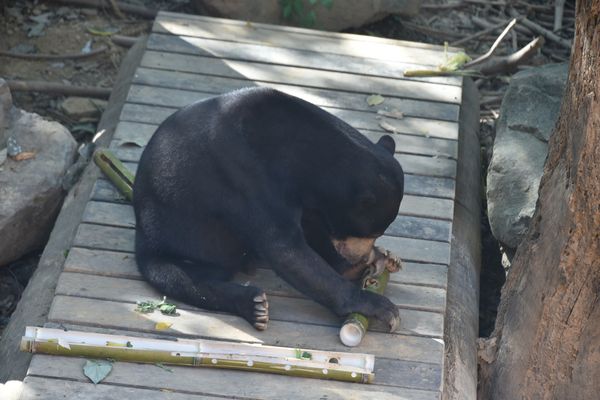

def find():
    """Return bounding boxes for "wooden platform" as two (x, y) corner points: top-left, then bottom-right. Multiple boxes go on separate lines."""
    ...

(16, 12), (479, 400)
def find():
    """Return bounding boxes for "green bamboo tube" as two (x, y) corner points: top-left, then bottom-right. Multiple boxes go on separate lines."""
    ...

(93, 149), (135, 201)
(21, 327), (375, 383)
(340, 269), (390, 347)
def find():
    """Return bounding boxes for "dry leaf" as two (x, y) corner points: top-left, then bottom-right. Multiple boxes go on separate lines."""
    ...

(378, 120), (398, 133)
(377, 109), (404, 120)
(366, 94), (385, 106)
(155, 322), (173, 331)
(12, 151), (36, 161)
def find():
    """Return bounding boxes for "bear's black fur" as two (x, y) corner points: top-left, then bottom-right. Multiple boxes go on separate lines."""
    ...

(133, 87), (404, 331)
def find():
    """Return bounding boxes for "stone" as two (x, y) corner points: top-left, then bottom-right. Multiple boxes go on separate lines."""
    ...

(486, 63), (568, 249)
(0, 78), (12, 149)
(192, 0), (421, 31)
(0, 108), (77, 267)
(60, 97), (107, 120)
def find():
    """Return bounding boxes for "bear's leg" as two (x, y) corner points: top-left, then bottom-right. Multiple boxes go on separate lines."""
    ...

(136, 250), (269, 330)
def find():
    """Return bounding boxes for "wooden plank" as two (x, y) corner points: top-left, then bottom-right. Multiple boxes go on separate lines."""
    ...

(55, 272), (444, 336)
(72, 223), (450, 265)
(127, 83), (460, 122)
(154, 13), (453, 68)
(64, 247), (448, 289)
(138, 53), (462, 104)
(387, 216), (451, 243)
(28, 355), (441, 399)
(146, 32), (461, 87)
(82, 200), (450, 243)
(119, 102), (459, 143)
(21, 376), (218, 400)
(48, 295), (444, 365)
(158, 11), (456, 53)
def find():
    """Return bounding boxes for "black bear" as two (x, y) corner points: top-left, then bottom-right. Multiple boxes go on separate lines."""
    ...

(133, 87), (404, 332)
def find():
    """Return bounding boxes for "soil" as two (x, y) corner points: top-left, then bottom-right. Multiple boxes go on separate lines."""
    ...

(0, 0), (575, 338)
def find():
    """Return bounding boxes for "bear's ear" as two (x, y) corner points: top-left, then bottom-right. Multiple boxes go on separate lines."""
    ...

(377, 135), (395, 155)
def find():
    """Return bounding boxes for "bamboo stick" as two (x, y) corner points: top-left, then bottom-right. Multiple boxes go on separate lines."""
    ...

(339, 269), (391, 347)
(93, 149), (135, 201)
(21, 327), (375, 383)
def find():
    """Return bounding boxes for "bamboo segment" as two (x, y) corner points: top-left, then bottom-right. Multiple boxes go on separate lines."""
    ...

(93, 149), (135, 201)
(340, 269), (391, 347)
(21, 327), (375, 383)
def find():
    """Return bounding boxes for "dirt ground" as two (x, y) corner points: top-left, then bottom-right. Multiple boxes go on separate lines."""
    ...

(0, 0), (575, 337)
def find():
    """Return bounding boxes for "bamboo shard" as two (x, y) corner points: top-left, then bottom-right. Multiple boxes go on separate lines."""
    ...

(21, 327), (375, 383)
(93, 149), (135, 201)
(340, 269), (391, 347)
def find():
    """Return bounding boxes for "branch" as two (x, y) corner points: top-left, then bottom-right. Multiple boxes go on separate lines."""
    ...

(50, 0), (157, 18)
(464, 18), (518, 68)
(508, 8), (572, 49)
(477, 36), (545, 76)
(7, 80), (111, 99)
(0, 46), (107, 60)
(452, 19), (513, 47)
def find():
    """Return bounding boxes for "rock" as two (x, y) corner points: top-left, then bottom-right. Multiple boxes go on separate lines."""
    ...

(60, 97), (107, 120)
(0, 107), (77, 267)
(0, 78), (12, 149)
(486, 63), (568, 249)
(193, 0), (421, 31)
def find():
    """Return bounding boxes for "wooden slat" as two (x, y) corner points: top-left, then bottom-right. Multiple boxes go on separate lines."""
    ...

(119, 102), (459, 142)
(55, 272), (444, 336)
(127, 83), (460, 122)
(158, 11), (457, 53)
(48, 295), (444, 365)
(28, 355), (441, 399)
(138, 52), (461, 104)
(82, 200), (450, 243)
(64, 247), (448, 289)
(21, 376), (218, 400)
(146, 32), (461, 87)
(155, 12), (455, 68)
(72, 223), (450, 265)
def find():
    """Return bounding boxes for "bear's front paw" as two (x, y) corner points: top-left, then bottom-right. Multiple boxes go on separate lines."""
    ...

(371, 247), (403, 276)
(358, 291), (400, 332)
(237, 287), (269, 331)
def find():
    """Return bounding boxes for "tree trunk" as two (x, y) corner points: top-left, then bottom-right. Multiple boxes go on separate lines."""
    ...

(478, 1), (600, 399)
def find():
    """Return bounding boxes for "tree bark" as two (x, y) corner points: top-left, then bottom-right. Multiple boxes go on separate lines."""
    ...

(478, 1), (600, 399)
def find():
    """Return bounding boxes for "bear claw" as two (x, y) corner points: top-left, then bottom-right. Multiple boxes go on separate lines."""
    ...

(252, 292), (269, 330)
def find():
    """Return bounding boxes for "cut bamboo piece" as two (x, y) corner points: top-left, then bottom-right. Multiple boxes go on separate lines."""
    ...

(21, 327), (375, 383)
(340, 269), (391, 347)
(93, 149), (135, 201)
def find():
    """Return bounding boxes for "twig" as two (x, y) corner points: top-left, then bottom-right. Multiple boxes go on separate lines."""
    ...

(508, 8), (572, 49)
(554, 0), (566, 32)
(478, 36), (544, 76)
(111, 35), (138, 47)
(464, 18), (518, 68)
(485, 15), (534, 37)
(108, 0), (126, 19)
(480, 95), (504, 106)
(0, 46), (107, 60)
(451, 18), (512, 46)
(51, 0), (157, 18)
(7, 80), (111, 99)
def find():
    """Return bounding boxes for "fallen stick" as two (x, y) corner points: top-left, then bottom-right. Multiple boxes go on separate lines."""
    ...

(0, 46), (107, 60)
(93, 149), (135, 201)
(464, 18), (518, 68)
(111, 35), (138, 48)
(7, 80), (111, 99)
(51, 0), (157, 18)
(477, 36), (544, 76)
(508, 8), (572, 49)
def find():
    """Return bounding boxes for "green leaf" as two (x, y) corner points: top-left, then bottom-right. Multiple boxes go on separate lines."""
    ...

(366, 94), (385, 106)
(321, 0), (333, 9)
(303, 10), (316, 27)
(135, 300), (157, 313)
(293, 0), (304, 15)
(282, 3), (293, 19)
(83, 360), (112, 384)
(309, 0), (318, 4)
(159, 303), (177, 315)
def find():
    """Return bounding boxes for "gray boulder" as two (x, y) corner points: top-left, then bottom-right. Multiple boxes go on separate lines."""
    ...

(0, 102), (77, 266)
(193, 0), (420, 31)
(0, 79), (11, 149)
(487, 63), (568, 250)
